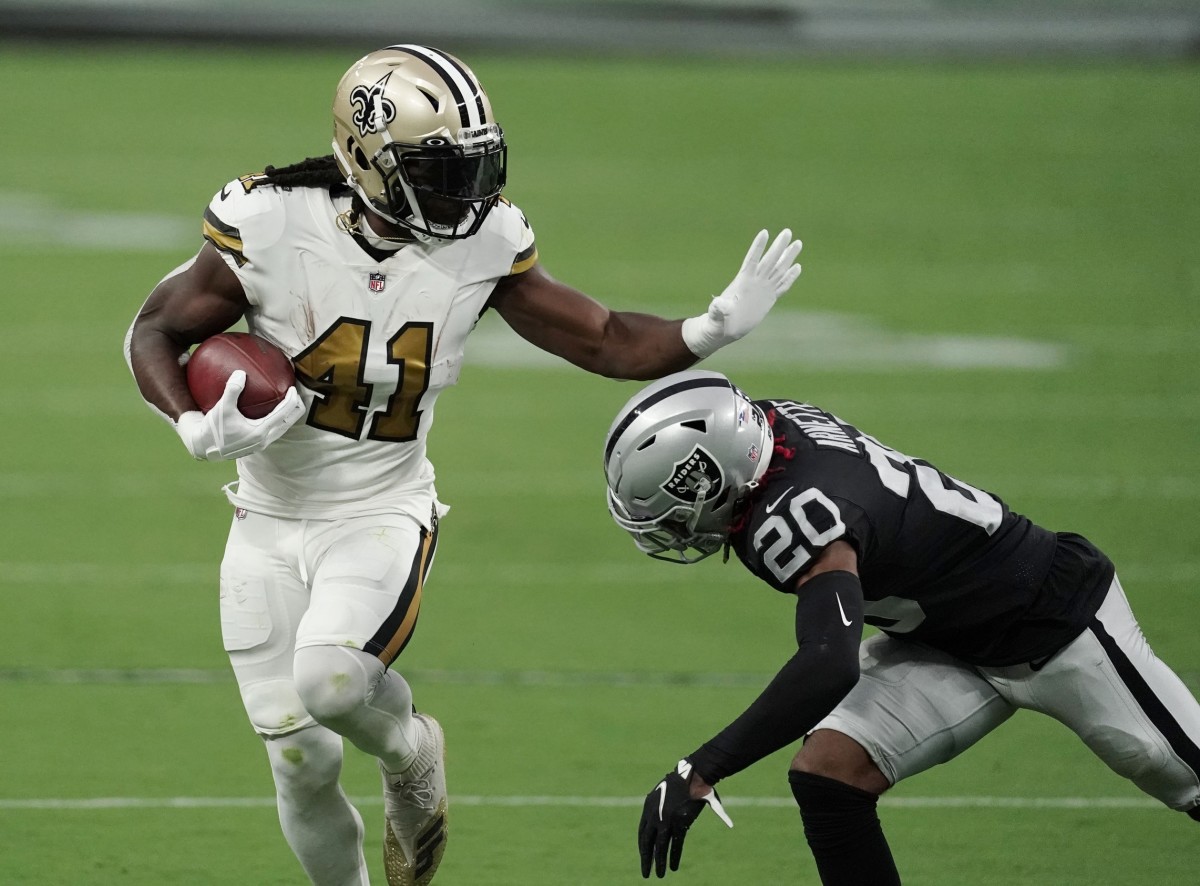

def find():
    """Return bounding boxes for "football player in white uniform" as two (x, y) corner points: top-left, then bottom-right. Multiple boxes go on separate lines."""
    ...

(124, 46), (802, 886)
(604, 371), (1200, 883)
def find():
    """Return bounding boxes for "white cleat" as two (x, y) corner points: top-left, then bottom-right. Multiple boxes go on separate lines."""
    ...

(381, 713), (448, 886)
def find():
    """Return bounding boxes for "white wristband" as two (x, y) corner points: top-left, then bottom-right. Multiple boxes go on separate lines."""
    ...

(681, 314), (723, 360)
(175, 410), (215, 460)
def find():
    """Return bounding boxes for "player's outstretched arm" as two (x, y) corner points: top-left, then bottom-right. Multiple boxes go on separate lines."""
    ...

(488, 263), (695, 379)
(487, 229), (802, 380)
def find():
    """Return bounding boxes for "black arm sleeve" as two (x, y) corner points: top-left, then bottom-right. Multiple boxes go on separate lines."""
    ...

(687, 570), (864, 784)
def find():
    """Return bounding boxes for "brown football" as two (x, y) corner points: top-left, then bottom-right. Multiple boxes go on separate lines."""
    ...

(186, 332), (296, 419)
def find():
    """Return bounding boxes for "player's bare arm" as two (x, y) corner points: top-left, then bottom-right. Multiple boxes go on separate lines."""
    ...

(488, 262), (698, 380)
(128, 242), (250, 420)
(127, 242), (302, 461)
(490, 228), (802, 380)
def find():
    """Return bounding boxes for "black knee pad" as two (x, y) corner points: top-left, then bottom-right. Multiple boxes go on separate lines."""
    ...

(789, 770), (879, 810)
(789, 770), (901, 885)
(789, 770), (881, 849)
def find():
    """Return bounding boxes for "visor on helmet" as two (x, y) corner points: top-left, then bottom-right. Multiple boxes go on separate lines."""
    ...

(369, 137), (505, 238)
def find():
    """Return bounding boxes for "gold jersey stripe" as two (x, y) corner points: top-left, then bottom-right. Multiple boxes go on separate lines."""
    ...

(201, 208), (247, 267)
(238, 172), (269, 193)
(510, 242), (538, 276)
(376, 527), (437, 667)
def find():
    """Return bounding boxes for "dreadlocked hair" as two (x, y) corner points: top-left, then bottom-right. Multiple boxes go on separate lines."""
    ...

(729, 408), (795, 535)
(260, 155), (348, 191)
(764, 407), (797, 465)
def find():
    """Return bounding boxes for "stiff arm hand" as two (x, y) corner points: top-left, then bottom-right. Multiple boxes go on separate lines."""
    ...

(681, 229), (803, 359)
(175, 369), (305, 461)
(638, 758), (733, 878)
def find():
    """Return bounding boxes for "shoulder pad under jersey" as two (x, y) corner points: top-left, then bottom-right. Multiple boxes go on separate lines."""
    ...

(490, 197), (538, 276)
(202, 173), (287, 268)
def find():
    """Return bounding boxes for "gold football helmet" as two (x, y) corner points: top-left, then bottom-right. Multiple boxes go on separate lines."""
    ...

(332, 44), (507, 239)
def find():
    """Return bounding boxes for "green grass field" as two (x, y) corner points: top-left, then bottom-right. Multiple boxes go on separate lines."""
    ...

(1, 42), (1197, 884)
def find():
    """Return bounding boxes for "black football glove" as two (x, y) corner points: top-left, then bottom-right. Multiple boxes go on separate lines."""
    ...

(637, 758), (734, 878)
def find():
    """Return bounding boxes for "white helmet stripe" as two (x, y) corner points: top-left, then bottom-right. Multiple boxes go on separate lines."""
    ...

(388, 44), (487, 130)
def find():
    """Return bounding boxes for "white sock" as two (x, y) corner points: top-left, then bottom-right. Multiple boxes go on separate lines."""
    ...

(264, 727), (369, 886)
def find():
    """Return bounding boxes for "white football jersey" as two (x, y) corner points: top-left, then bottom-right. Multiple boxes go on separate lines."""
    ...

(201, 176), (537, 522)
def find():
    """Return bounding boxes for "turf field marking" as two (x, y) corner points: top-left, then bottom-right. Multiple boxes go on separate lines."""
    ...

(467, 310), (1067, 370)
(0, 667), (784, 687)
(2, 559), (1197, 587)
(0, 191), (195, 251)
(0, 469), (1193, 500)
(0, 794), (1160, 811)
(3, 665), (1197, 692)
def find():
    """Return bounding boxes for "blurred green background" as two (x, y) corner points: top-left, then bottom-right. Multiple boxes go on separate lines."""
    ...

(0, 24), (1197, 886)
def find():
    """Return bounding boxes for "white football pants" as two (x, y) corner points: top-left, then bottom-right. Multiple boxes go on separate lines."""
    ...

(218, 507), (441, 885)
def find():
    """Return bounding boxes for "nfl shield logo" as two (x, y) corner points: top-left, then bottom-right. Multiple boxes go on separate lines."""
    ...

(368, 272), (386, 293)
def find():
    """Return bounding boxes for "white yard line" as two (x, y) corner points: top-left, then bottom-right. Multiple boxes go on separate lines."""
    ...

(3, 660), (1198, 690)
(0, 667), (773, 687)
(2, 559), (1197, 587)
(0, 794), (1160, 811)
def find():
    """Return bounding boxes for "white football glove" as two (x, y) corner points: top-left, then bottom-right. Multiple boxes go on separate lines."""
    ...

(681, 229), (803, 359)
(175, 369), (305, 461)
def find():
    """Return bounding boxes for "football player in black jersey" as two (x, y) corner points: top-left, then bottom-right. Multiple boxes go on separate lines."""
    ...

(604, 370), (1200, 882)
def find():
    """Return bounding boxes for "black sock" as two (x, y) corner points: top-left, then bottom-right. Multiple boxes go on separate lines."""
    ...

(789, 770), (901, 886)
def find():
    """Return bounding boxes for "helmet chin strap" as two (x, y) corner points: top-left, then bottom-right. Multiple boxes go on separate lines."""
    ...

(335, 199), (427, 250)
(357, 194), (442, 246)
(366, 107), (441, 240)
(684, 480), (712, 537)
(357, 207), (411, 250)
(331, 138), (431, 244)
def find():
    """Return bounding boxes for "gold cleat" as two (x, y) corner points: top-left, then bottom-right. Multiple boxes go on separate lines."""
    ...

(381, 714), (448, 885)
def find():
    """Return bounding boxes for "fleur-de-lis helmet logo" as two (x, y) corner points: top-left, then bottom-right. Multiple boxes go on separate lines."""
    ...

(349, 74), (397, 137)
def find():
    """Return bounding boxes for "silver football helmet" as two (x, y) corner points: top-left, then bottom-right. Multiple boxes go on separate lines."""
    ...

(604, 370), (773, 564)
(331, 44), (507, 239)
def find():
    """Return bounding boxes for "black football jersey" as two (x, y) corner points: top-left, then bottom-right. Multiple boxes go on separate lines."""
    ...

(730, 400), (1114, 666)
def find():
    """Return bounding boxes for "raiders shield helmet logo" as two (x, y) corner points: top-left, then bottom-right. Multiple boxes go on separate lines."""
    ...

(661, 445), (724, 503)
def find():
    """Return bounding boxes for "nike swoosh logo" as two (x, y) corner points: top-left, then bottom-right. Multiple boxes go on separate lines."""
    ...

(219, 186), (231, 200)
(835, 592), (852, 627)
(764, 486), (794, 514)
(655, 781), (668, 820)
